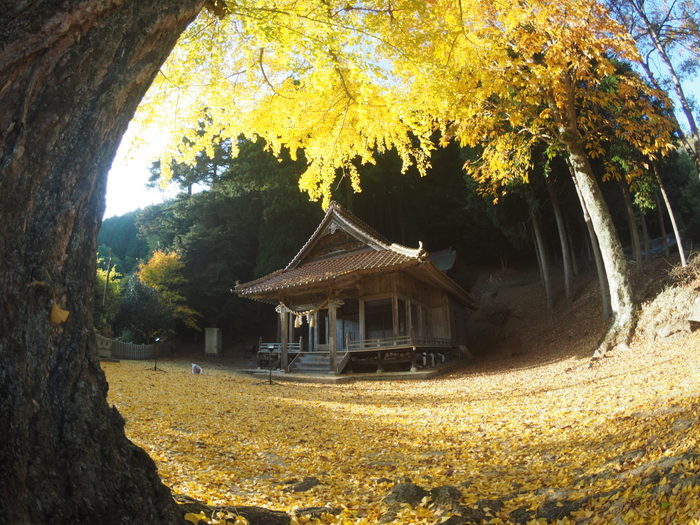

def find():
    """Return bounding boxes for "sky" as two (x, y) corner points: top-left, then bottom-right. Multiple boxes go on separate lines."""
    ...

(104, 126), (180, 218)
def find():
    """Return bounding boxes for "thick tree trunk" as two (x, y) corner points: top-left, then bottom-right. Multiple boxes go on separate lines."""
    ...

(564, 140), (634, 350)
(640, 212), (650, 262)
(556, 77), (635, 351)
(0, 1), (203, 523)
(570, 165), (611, 320)
(654, 166), (687, 266)
(530, 209), (554, 311)
(565, 218), (579, 276)
(546, 175), (573, 301)
(618, 180), (643, 273)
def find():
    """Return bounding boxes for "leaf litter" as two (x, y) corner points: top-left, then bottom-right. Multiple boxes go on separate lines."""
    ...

(103, 270), (700, 524)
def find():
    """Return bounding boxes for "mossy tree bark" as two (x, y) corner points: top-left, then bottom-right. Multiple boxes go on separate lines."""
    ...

(555, 76), (635, 351)
(562, 137), (635, 351)
(570, 167), (611, 320)
(0, 1), (203, 522)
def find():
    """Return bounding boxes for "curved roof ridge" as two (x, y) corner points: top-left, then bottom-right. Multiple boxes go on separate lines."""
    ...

(285, 201), (425, 270)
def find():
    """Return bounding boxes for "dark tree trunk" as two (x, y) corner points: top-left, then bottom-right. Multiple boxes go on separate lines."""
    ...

(570, 165), (611, 320)
(556, 76), (635, 351)
(618, 179), (642, 273)
(565, 217), (579, 276)
(546, 175), (573, 301)
(530, 209), (554, 311)
(640, 211), (650, 262)
(0, 1), (203, 523)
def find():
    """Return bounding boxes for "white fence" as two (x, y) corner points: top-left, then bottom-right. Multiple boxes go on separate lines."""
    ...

(95, 333), (154, 360)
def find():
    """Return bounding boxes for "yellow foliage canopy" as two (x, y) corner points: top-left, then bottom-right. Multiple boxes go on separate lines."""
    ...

(133, 0), (675, 204)
(138, 250), (201, 330)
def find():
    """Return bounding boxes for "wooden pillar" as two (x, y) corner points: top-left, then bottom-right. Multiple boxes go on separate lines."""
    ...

(406, 299), (416, 343)
(307, 317), (313, 352)
(328, 301), (340, 373)
(313, 312), (319, 351)
(277, 305), (289, 371)
(358, 299), (365, 343)
(392, 294), (399, 339)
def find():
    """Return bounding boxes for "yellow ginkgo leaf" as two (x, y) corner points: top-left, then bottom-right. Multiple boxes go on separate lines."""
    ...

(50, 302), (70, 325)
(183, 511), (207, 524)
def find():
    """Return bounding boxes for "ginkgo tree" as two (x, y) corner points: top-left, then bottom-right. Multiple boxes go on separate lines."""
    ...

(140, 0), (675, 350)
(138, 250), (202, 333)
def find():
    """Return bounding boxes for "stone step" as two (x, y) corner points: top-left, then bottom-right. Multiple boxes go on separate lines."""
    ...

(290, 353), (332, 373)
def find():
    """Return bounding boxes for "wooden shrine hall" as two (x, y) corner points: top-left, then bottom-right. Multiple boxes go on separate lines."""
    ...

(235, 202), (475, 374)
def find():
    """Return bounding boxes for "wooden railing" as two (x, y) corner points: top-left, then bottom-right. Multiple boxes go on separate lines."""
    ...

(346, 335), (451, 351)
(286, 351), (302, 372)
(258, 341), (302, 352)
(336, 351), (351, 374)
(257, 338), (303, 370)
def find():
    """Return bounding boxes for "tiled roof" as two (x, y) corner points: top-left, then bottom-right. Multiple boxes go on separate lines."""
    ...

(237, 249), (419, 297)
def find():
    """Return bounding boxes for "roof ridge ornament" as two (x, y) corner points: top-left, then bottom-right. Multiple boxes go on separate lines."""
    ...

(387, 240), (426, 259)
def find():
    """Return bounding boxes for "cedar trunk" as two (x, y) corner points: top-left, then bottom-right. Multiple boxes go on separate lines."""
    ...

(0, 1), (203, 522)
(618, 180), (642, 273)
(546, 175), (573, 301)
(530, 209), (554, 311)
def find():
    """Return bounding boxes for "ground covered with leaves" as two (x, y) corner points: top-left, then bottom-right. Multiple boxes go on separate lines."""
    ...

(103, 271), (700, 524)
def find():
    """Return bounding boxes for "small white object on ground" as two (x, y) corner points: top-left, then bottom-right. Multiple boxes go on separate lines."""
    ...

(191, 363), (203, 374)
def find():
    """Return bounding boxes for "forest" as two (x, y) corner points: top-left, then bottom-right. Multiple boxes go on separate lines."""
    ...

(96, 137), (700, 347)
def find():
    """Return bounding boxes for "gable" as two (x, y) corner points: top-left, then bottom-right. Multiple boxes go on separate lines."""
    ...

(303, 227), (368, 262)
(286, 202), (395, 270)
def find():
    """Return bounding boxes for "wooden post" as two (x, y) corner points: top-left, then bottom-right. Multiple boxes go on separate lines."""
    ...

(313, 312), (319, 351)
(410, 348), (417, 373)
(328, 302), (338, 373)
(405, 299), (410, 337)
(258, 336), (263, 369)
(376, 350), (384, 373)
(307, 316), (313, 352)
(278, 305), (289, 371)
(358, 299), (365, 344)
(392, 294), (399, 342)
